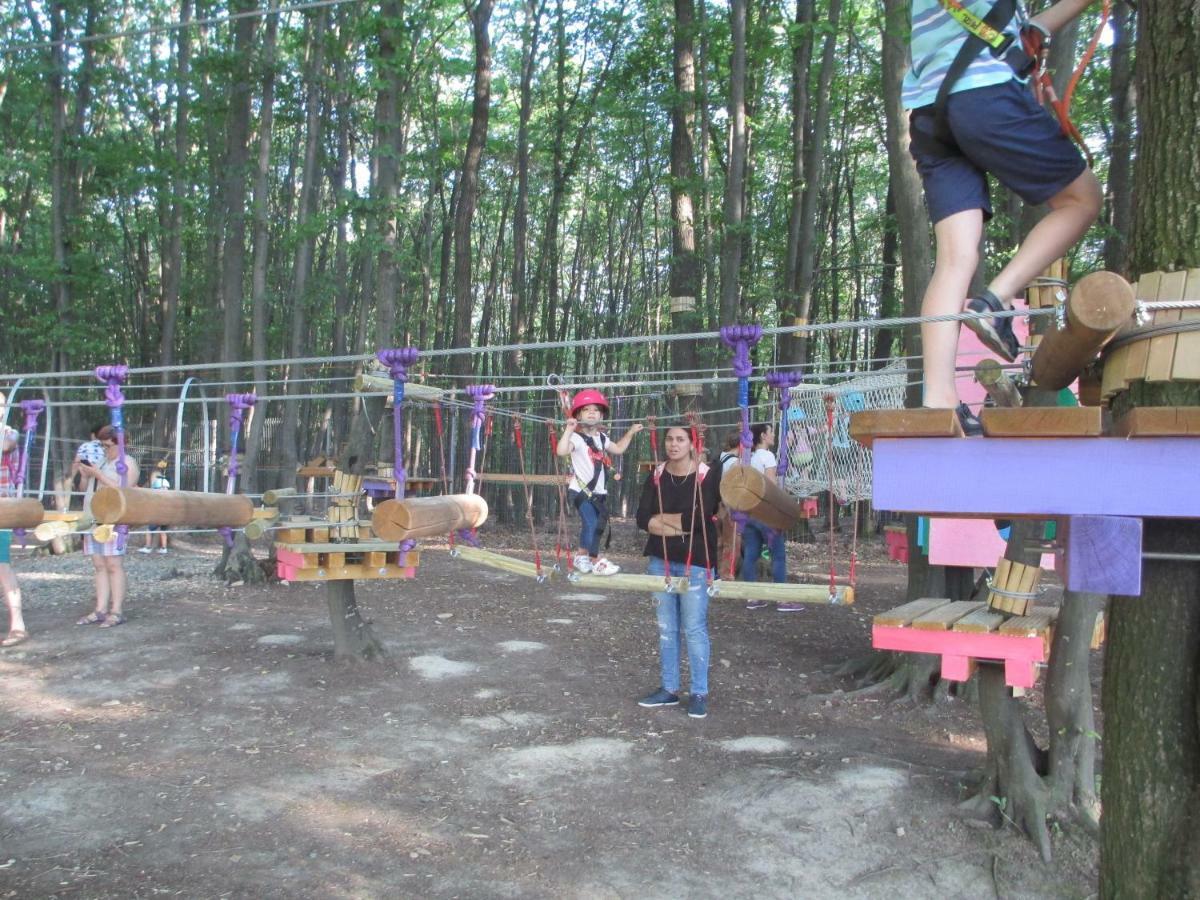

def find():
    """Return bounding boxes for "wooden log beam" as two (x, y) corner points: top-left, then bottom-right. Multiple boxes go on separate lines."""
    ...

(33, 513), (94, 542)
(262, 487), (297, 505)
(91, 487), (254, 527)
(1031, 271), (1136, 391)
(0, 498), (45, 529)
(718, 464), (804, 530)
(706, 580), (854, 605)
(372, 494), (489, 541)
(974, 359), (1022, 408)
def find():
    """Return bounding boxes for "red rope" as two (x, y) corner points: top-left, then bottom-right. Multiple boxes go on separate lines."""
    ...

(824, 395), (837, 598)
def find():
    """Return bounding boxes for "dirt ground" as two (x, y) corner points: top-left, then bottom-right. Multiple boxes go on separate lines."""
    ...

(0, 520), (1099, 899)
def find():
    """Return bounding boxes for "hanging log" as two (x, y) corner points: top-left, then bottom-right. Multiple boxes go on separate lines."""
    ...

(0, 498), (45, 529)
(719, 464), (804, 530)
(263, 487), (297, 505)
(1031, 271), (1136, 391)
(372, 494), (489, 541)
(707, 580), (855, 605)
(33, 512), (94, 542)
(91, 486), (254, 527)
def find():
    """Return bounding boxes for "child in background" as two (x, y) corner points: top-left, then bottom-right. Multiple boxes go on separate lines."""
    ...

(139, 460), (171, 554)
(1, 427), (28, 647)
(556, 389), (643, 576)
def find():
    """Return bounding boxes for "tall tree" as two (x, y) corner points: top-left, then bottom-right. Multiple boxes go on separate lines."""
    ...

(1101, 0), (1200, 892)
(451, 0), (496, 374)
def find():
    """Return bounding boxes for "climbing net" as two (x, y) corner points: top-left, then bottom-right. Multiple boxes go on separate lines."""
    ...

(778, 360), (907, 503)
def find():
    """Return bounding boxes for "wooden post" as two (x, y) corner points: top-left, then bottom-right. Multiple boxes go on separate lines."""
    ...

(974, 359), (1022, 408)
(718, 464), (804, 531)
(0, 498), (45, 529)
(371, 494), (489, 541)
(91, 486), (254, 527)
(1031, 271), (1136, 391)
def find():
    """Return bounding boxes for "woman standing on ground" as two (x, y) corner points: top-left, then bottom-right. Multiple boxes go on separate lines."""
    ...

(635, 425), (721, 720)
(75, 425), (138, 628)
(0, 427), (28, 647)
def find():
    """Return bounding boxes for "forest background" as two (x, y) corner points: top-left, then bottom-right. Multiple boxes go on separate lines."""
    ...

(0, 0), (1131, 487)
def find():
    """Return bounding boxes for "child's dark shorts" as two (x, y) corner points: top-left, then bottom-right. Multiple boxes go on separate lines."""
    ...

(908, 78), (1087, 225)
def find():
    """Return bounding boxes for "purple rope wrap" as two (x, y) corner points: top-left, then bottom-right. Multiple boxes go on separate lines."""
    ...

(455, 528), (481, 548)
(462, 384), (496, 487)
(225, 393), (256, 487)
(95, 365), (130, 548)
(16, 400), (45, 493)
(731, 509), (749, 536)
(720, 325), (762, 461)
(765, 371), (803, 479)
(377, 348), (420, 499)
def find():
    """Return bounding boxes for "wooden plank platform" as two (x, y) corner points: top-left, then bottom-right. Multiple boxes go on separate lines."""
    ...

(872, 437), (1200, 518)
(872, 599), (1061, 688)
(849, 409), (963, 448)
(979, 406), (1104, 437)
(1111, 406), (1200, 437)
(276, 562), (418, 582)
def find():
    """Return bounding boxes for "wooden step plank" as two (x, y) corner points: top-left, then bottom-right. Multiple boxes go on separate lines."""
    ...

(979, 406), (1104, 438)
(850, 409), (963, 448)
(873, 598), (951, 628)
(951, 606), (1007, 633)
(912, 600), (986, 631)
(999, 606), (1058, 638)
(1171, 268), (1200, 381)
(1145, 270), (1189, 382)
(1111, 406), (1200, 437)
(274, 540), (406, 553)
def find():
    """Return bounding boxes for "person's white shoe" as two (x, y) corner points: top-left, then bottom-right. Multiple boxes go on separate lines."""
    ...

(157, 547), (168, 554)
(591, 558), (620, 576)
(573, 554), (593, 573)
(137, 546), (152, 554)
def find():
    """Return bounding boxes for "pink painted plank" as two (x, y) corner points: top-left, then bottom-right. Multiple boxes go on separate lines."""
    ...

(873, 438), (1200, 518)
(941, 655), (973, 681)
(276, 548), (309, 567)
(1005, 658), (1038, 689)
(277, 564), (298, 581)
(1062, 515), (1142, 596)
(872, 626), (1047, 662)
(928, 517), (1056, 569)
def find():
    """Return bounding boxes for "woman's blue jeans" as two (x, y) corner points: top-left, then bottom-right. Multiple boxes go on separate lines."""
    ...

(741, 519), (787, 583)
(572, 491), (608, 557)
(647, 556), (710, 696)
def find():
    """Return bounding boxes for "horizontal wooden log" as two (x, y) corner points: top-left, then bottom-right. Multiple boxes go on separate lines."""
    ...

(1032, 271), (1136, 391)
(33, 513), (94, 542)
(872, 437), (1200, 518)
(719, 464), (804, 530)
(452, 545), (549, 580)
(0, 498), (45, 529)
(477, 473), (570, 486)
(91, 487), (254, 527)
(262, 487), (297, 505)
(372, 494), (489, 541)
(706, 580), (854, 605)
(569, 571), (694, 593)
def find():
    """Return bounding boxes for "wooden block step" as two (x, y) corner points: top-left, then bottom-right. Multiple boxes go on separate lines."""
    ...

(1111, 406), (1200, 437)
(850, 409), (963, 448)
(912, 600), (986, 631)
(873, 598), (951, 628)
(998, 606), (1058, 639)
(951, 606), (1007, 633)
(276, 560), (419, 582)
(979, 406), (1104, 437)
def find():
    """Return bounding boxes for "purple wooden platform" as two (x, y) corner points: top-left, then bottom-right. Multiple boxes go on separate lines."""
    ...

(872, 438), (1200, 518)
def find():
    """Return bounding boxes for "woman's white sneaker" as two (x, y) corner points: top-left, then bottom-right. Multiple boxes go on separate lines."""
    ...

(591, 558), (620, 576)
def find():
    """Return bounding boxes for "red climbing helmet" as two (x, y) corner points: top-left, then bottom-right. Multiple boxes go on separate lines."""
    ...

(570, 389), (609, 417)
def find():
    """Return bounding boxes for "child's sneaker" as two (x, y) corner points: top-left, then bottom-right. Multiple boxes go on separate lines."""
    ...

(591, 557), (620, 576)
(137, 546), (152, 554)
(745, 599), (768, 610)
(687, 694), (708, 719)
(964, 290), (1020, 361)
(776, 602), (806, 612)
(637, 688), (680, 708)
(572, 554), (593, 573)
(157, 547), (168, 554)
(955, 403), (983, 437)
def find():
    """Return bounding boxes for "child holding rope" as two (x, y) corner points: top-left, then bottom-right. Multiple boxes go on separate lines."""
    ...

(635, 424), (720, 719)
(557, 389), (643, 576)
(906, 0), (1101, 433)
(0, 427), (28, 647)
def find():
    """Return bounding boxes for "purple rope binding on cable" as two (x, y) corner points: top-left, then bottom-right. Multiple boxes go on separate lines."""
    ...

(765, 371), (803, 480)
(96, 365), (130, 550)
(377, 348), (421, 552)
(719, 324), (763, 462)
(458, 384), (495, 548)
(12, 400), (46, 543)
(222, 393), (257, 548)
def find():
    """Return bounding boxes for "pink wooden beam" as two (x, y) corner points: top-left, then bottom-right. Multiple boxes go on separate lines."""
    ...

(873, 437), (1200, 518)
(872, 625), (1047, 688)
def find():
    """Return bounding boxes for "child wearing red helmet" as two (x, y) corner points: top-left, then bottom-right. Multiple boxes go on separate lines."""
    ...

(556, 389), (643, 575)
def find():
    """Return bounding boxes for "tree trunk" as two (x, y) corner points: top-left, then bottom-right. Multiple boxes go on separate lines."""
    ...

(242, 5), (279, 495)
(1100, 0), (1200, 891)
(450, 0), (495, 374)
(1102, 1), (1134, 276)
(669, 0), (703, 409)
(717, 0), (747, 412)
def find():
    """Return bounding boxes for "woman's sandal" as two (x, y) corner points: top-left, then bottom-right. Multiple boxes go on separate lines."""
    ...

(1, 630), (29, 647)
(76, 611), (107, 625)
(98, 614), (126, 629)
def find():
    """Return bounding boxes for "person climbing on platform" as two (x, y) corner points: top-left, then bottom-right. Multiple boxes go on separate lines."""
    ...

(556, 389), (643, 576)
(905, 0), (1102, 434)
